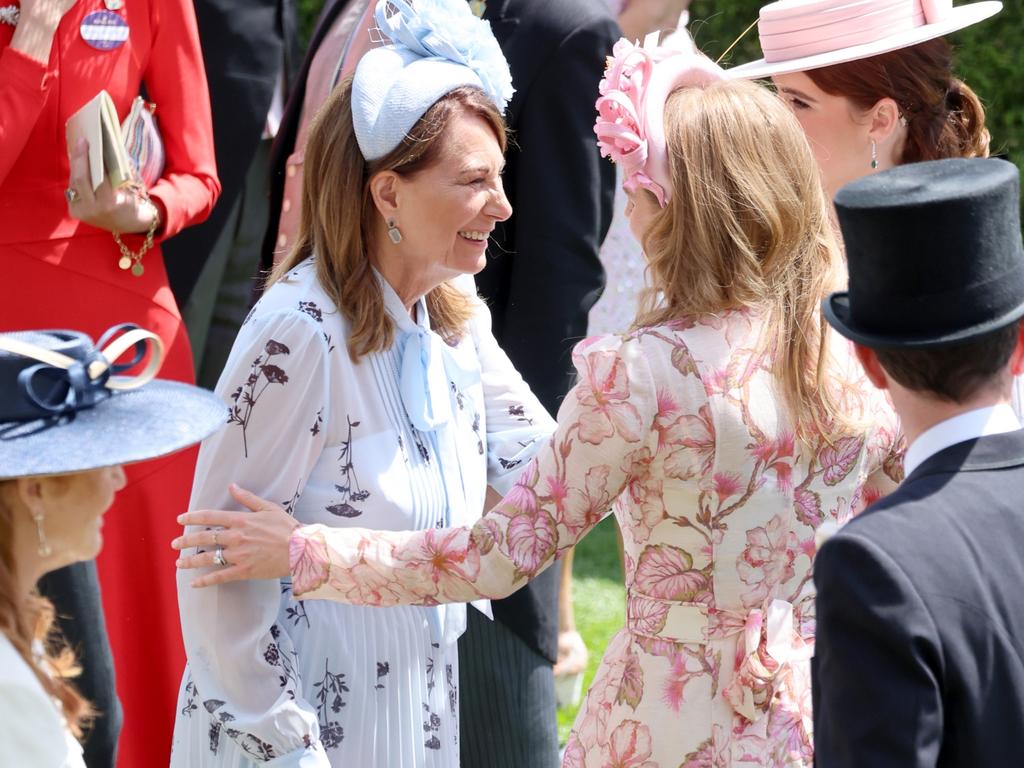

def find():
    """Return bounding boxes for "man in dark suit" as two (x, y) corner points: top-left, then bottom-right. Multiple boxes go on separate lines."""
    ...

(165, 0), (299, 387)
(261, 2), (618, 764)
(814, 157), (1024, 767)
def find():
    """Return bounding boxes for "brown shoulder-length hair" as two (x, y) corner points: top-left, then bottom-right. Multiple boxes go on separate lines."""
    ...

(806, 38), (990, 162)
(269, 79), (507, 362)
(635, 78), (850, 439)
(0, 480), (92, 738)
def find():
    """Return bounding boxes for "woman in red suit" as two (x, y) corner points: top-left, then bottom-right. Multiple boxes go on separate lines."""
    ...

(0, 0), (219, 765)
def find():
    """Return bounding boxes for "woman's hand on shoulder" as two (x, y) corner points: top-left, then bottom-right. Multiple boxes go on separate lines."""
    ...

(172, 484), (299, 588)
(65, 138), (162, 235)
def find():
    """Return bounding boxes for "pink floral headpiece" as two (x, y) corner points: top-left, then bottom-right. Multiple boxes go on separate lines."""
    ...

(594, 33), (725, 207)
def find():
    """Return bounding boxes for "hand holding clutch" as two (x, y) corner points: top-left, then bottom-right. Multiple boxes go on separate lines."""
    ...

(65, 90), (135, 191)
(65, 137), (159, 236)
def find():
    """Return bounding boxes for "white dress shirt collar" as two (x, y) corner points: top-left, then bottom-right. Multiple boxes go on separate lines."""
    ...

(903, 403), (1022, 477)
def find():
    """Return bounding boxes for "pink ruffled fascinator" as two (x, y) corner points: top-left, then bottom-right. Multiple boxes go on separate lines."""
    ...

(594, 33), (725, 207)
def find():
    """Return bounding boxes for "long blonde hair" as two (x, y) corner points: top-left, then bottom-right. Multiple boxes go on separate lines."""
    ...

(269, 79), (507, 362)
(635, 78), (848, 438)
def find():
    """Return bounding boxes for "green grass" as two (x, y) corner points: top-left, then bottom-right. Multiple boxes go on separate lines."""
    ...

(556, 515), (626, 745)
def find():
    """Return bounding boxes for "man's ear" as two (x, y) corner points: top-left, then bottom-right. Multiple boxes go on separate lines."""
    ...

(853, 343), (889, 390)
(1007, 321), (1024, 377)
(368, 170), (401, 219)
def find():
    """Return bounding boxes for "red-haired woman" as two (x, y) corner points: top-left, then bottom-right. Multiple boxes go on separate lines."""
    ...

(729, 0), (1016, 406)
(0, 326), (224, 767)
(728, 0), (1000, 200)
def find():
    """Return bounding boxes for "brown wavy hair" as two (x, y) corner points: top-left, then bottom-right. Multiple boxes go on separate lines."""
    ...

(806, 38), (990, 162)
(635, 79), (849, 439)
(0, 480), (92, 738)
(269, 79), (507, 361)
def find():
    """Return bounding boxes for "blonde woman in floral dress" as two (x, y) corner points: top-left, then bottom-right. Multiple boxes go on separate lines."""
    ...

(175, 43), (903, 766)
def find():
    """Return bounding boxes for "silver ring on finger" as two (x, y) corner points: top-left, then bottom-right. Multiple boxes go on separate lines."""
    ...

(211, 530), (219, 547)
(65, 187), (81, 204)
(213, 546), (228, 567)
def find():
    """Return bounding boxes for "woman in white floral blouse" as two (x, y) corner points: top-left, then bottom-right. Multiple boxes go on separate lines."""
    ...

(175, 49), (903, 767)
(169, 2), (557, 766)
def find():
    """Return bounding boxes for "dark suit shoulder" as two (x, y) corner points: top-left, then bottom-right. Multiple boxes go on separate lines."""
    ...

(816, 444), (1024, 767)
(828, 448), (1024, 660)
(494, 0), (618, 111)
(503, 0), (616, 37)
(837, 457), (1024, 574)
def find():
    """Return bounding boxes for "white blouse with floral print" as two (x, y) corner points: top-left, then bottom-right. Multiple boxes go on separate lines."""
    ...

(286, 310), (903, 767)
(171, 259), (555, 768)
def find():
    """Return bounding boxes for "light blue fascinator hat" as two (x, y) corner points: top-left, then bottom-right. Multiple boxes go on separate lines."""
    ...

(352, 0), (515, 161)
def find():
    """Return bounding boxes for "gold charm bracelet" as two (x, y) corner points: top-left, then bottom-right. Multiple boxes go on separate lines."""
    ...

(114, 195), (160, 277)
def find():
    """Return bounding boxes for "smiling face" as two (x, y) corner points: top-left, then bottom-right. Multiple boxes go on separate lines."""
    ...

(382, 111), (512, 292)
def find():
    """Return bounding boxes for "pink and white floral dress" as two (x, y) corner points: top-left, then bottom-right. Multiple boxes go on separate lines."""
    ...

(288, 311), (903, 766)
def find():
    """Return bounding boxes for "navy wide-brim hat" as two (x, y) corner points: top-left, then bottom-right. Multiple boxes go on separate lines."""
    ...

(824, 157), (1024, 349)
(0, 326), (226, 480)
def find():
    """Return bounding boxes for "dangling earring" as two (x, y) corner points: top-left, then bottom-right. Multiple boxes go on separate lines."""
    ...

(870, 139), (878, 170)
(387, 219), (403, 244)
(30, 508), (51, 557)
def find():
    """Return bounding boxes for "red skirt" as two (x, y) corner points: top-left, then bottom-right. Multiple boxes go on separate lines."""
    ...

(3, 234), (196, 768)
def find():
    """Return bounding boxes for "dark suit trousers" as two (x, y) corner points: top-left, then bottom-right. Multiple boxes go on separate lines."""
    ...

(458, 597), (560, 768)
(37, 560), (122, 768)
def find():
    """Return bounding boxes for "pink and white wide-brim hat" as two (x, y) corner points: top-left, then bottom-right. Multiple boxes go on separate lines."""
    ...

(727, 0), (1002, 80)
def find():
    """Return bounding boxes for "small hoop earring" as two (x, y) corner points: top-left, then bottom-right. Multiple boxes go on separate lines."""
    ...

(387, 219), (403, 244)
(870, 139), (878, 170)
(31, 508), (52, 557)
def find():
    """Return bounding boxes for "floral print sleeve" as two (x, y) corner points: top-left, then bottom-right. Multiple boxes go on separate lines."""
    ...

(858, 398), (905, 512)
(178, 310), (332, 766)
(290, 333), (657, 603)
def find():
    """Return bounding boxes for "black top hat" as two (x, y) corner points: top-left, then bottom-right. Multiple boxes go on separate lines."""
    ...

(823, 157), (1024, 349)
(0, 325), (226, 479)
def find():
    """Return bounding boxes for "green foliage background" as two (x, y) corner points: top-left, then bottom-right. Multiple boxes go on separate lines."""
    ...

(688, 0), (1024, 170)
(298, 0), (327, 49)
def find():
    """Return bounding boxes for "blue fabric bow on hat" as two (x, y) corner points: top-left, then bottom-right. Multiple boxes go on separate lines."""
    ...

(351, 0), (514, 161)
(375, 0), (514, 110)
(1, 323), (160, 424)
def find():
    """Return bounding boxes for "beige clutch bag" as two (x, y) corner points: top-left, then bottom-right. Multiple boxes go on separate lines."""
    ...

(66, 90), (134, 190)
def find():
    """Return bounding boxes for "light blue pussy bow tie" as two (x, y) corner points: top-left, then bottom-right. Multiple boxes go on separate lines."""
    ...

(399, 325), (476, 432)
(398, 324), (484, 646)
